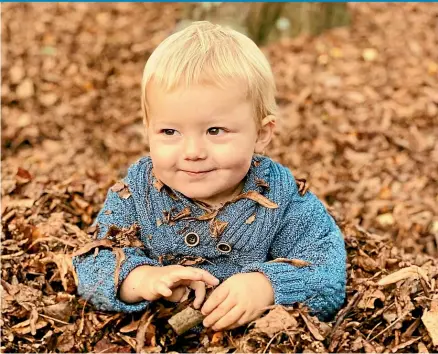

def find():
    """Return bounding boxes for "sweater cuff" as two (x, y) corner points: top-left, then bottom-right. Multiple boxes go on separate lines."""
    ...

(113, 253), (161, 313)
(74, 250), (160, 313)
(241, 262), (310, 306)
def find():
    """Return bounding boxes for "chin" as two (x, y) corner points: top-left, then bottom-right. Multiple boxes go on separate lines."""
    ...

(178, 188), (216, 201)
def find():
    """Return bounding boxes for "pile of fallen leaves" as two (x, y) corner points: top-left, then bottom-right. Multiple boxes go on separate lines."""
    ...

(2, 3), (438, 353)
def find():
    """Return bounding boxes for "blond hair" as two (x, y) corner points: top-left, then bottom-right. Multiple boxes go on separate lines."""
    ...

(141, 21), (277, 126)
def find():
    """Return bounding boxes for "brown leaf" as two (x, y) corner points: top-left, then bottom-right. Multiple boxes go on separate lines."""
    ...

(197, 209), (219, 221)
(43, 302), (72, 322)
(110, 181), (131, 199)
(232, 191), (279, 209)
(295, 178), (309, 196)
(153, 178), (164, 192)
(29, 307), (39, 335)
(268, 258), (311, 267)
(110, 181), (126, 192)
(177, 256), (208, 266)
(299, 311), (325, 341)
(94, 338), (132, 353)
(105, 224), (144, 248)
(353, 250), (380, 272)
(253, 306), (298, 337)
(377, 266), (429, 286)
(422, 298), (438, 346)
(255, 177), (270, 189)
(120, 318), (141, 333)
(170, 207), (191, 222)
(136, 310), (155, 353)
(357, 289), (386, 309)
(113, 248), (126, 287)
(104, 210), (112, 215)
(56, 325), (76, 352)
(71, 239), (114, 257)
(210, 219), (228, 238)
(245, 213), (256, 224)
(15, 167), (32, 184)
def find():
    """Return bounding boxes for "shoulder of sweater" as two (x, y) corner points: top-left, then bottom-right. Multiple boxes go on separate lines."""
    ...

(265, 157), (299, 196)
(125, 156), (152, 186)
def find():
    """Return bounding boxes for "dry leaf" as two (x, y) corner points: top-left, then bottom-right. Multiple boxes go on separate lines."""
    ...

(210, 219), (228, 238)
(295, 178), (310, 196)
(197, 210), (219, 221)
(178, 256), (208, 266)
(71, 239), (114, 257)
(299, 312), (325, 341)
(110, 181), (131, 199)
(15, 167), (32, 184)
(232, 191), (279, 209)
(153, 179), (164, 192)
(119, 318), (141, 333)
(113, 248), (126, 287)
(421, 298), (438, 346)
(245, 214), (256, 224)
(43, 302), (72, 322)
(253, 306), (298, 337)
(268, 258), (311, 267)
(255, 177), (270, 189)
(357, 289), (386, 309)
(377, 266), (429, 286)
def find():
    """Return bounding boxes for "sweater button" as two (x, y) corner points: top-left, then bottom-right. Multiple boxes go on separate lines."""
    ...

(217, 242), (232, 254)
(184, 232), (200, 247)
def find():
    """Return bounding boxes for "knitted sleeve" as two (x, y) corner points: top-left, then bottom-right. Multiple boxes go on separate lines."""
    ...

(241, 190), (347, 321)
(72, 170), (159, 313)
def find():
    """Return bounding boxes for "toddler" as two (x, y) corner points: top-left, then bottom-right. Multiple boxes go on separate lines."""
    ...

(73, 21), (346, 331)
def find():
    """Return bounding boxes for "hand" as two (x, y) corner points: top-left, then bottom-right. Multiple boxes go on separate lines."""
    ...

(119, 265), (219, 305)
(201, 272), (274, 331)
(163, 280), (208, 309)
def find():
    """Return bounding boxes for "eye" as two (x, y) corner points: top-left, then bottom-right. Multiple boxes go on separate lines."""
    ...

(207, 127), (225, 136)
(161, 129), (177, 136)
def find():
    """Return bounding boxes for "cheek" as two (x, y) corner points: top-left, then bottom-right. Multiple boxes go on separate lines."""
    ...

(149, 141), (177, 168)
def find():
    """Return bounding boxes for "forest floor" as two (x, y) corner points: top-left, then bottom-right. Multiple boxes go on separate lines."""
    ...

(1, 3), (438, 353)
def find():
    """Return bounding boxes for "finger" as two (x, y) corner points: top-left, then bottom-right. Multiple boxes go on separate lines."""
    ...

(203, 296), (236, 328)
(228, 309), (263, 330)
(164, 286), (187, 302)
(191, 281), (206, 309)
(154, 282), (172, 297)
(212, 307), (246, 331)
(201, 285), (229, 316)
(168, 268), (219, 287)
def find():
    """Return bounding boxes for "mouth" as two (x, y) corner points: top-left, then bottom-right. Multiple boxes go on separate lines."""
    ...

(181, 169), (214, 177)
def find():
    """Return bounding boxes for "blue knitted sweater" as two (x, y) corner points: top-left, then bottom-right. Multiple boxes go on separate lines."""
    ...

(73, 155), (346, 321)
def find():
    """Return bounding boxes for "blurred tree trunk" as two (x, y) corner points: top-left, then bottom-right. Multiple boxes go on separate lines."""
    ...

(178, 3), (350, 45)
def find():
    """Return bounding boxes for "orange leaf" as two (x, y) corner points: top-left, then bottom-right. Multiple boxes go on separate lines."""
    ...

(245, 214), (256, 224)
(268, 258), (311, 267)
(113, 248), (126, 287)
(210, 219), (228, 238)
(232, 191), (278, 209)
(71, 239), (114, 257)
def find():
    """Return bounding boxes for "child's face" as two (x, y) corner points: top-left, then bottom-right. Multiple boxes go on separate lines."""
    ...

(146, 83), (265, 206)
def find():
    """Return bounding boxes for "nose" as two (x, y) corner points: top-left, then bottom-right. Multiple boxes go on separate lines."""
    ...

(183, 136), (207, 160)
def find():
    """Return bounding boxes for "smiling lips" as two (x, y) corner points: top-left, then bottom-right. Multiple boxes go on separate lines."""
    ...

(182, 169), (214, 177)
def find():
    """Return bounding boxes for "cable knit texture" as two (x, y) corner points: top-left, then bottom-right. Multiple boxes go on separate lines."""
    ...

(73, 155), (347, 321)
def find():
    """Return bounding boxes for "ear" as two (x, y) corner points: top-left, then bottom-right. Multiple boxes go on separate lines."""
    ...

(255, 115), (276, 154)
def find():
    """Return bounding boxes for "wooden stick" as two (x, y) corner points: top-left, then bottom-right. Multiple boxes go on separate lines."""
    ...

(168, 307), (205, 335)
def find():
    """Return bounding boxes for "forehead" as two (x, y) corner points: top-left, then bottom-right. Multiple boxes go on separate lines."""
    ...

(147, 82), (252, 123)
